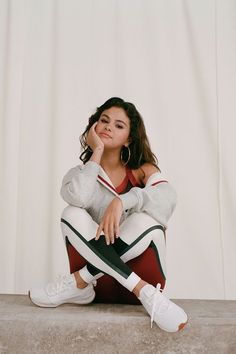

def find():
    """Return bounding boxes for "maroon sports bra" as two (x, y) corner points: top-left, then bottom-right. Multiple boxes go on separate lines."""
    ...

(115, 166), (144, 194)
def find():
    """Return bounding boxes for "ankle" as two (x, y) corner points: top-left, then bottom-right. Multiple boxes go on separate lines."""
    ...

(73, 271), (88, 289)
(133, 280), (149, 298)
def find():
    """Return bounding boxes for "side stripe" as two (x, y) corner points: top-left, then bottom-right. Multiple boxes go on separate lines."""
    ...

(117, 225), (166, 279)
(150, 241), (166, 280)
(61, 218), (129, 279)
(62, 218), (165, 280)
(118, 225), (165, 257)
(151, 180), (168, 186)
(97, 175), (118, 194)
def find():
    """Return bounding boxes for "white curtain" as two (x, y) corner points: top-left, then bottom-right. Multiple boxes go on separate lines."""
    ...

(0, 0), (235, 300)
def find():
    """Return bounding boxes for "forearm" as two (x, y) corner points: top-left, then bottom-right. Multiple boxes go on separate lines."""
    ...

(118, 178), (178, 227)
(89, 146), (104, 165)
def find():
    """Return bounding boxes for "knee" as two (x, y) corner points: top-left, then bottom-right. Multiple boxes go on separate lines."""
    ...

(126, 211), (159, 229)
(61, 205), (87, 224)
(151, 227), (166, 244)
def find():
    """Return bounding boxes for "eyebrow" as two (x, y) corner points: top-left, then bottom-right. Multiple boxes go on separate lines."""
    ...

(101, 114), (128, 126)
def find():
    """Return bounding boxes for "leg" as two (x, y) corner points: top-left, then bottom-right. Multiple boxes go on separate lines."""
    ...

(30, 205), (187, 332)
(64, 209), (166, 296)
(61, 206), (141, 292)
(30, 207), (152, 308)
(61, 206), (188, 332)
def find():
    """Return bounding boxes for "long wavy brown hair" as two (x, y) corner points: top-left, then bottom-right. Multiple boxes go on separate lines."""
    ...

(79, 97), (161, 173)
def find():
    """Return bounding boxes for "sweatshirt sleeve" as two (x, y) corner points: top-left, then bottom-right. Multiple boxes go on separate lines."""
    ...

(118, 172), (177, 228)
(60, 160), (100, 208)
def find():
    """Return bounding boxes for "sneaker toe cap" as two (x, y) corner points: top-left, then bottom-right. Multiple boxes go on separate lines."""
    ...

(159, 304), (188, 332)
(29, 288), (55, 307)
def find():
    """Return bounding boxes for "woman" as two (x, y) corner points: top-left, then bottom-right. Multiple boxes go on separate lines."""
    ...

(29, 97), (188, 332)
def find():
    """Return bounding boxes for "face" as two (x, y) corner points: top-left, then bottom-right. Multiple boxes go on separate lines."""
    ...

(95, 107), (131, 149)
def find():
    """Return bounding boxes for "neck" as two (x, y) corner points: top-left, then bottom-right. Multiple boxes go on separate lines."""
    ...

(100, 149), (124, 172)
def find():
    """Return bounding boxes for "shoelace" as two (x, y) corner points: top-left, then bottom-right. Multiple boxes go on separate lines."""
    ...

(150, 283), (171, 328)
(46, 274), (73, 296)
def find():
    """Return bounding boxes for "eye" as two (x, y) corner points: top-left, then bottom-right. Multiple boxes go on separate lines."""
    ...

(116, 125), (124, 129)
(101, 118), (107, 123)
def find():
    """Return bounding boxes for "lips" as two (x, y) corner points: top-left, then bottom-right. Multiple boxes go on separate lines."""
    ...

(100, 132), (111, 138)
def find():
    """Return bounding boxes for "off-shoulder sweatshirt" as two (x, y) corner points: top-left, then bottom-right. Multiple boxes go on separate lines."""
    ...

(60, 160), (177, 229)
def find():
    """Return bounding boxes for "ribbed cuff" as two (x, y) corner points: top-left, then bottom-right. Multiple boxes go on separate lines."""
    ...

(79, 266), (95, 284)
(125, 272), (141, 292)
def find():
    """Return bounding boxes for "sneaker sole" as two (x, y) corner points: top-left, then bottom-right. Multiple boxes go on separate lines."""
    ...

(157, 318), (188, 333)
(178, 319), (188, 331)
(28, 290), (95, 308)
(156, 313), (188, 333)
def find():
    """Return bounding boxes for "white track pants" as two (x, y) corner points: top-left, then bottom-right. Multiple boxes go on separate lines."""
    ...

(60, 206), (166, 292)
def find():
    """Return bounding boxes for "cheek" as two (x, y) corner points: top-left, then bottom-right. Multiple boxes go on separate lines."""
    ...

(95, 122), (101, 133)
(118, 132), (129, 144)
(123, 130), (130, 140)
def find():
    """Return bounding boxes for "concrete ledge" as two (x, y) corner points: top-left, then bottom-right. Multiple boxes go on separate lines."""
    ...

(0, 295), (236, 353)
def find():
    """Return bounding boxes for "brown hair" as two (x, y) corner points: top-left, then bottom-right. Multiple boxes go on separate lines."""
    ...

(79, 97), (161, 173)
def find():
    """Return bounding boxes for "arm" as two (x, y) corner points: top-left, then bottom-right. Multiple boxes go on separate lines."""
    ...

(60, 160), (100, 208)
(118, 164), (177, 228)
(60, 122), (104, 208)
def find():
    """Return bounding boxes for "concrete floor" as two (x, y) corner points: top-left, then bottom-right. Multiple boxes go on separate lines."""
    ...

(0, 294), (236, 354)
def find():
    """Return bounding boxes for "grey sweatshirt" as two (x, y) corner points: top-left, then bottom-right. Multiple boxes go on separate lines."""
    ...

(60, 160), (177, 229)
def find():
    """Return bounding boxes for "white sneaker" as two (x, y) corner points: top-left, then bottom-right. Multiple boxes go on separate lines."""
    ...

(28, 273), (96, 307)
(138, 283), (188, 332)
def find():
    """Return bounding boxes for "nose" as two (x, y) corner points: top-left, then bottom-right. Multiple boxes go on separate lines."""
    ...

(105, 124), (111, 131)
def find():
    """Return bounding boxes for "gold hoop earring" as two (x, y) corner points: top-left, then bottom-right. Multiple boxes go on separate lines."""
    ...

(121, 145), (131, 166)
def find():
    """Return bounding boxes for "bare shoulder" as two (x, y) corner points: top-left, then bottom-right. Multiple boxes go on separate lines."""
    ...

(132, 163), (160, 186)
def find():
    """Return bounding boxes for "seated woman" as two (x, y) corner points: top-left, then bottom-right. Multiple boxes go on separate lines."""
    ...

(29, 97), (188, 333)
(65, 162), (166, 305)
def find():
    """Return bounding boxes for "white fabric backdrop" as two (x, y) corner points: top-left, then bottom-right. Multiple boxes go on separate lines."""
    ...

(0, 0), (235, 299)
